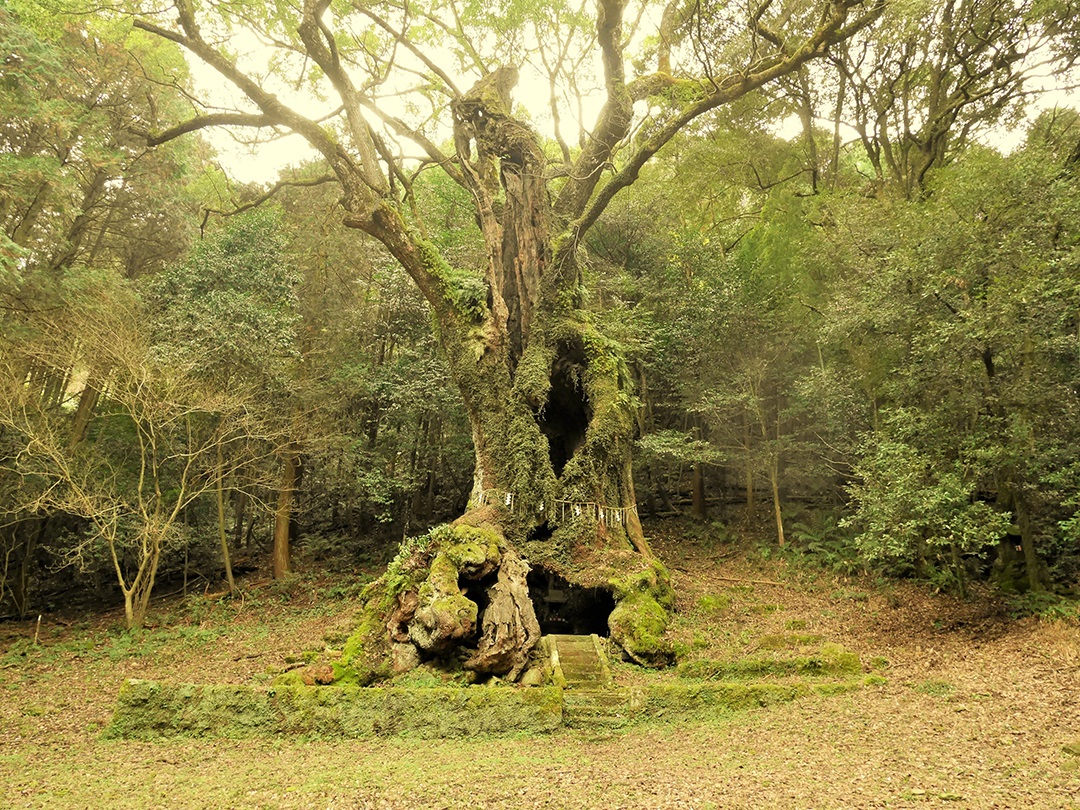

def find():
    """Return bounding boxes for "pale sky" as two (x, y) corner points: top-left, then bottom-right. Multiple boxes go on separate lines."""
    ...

(189, 19), (1080, 186)
(191, 23), (602, 185)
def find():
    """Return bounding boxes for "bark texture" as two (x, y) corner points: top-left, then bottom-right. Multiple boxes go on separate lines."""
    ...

(463, 545), (541, 680)
(272, 445), (301, 579)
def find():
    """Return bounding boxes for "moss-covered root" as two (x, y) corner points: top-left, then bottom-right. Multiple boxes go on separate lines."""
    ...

(410, 524), (502, 655)
(336, 523), (504, 685)
(608, 558), (676, 666)
(463, 545), (541, 679)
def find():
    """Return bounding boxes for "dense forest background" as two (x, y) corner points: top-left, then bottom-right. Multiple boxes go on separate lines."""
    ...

(3, 0), (1080, 627)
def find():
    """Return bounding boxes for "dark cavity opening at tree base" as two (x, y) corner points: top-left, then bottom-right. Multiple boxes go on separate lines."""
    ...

(527, 566), (615, 636)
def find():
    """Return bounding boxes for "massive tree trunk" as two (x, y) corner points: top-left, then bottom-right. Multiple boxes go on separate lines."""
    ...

(335, 69), (673, 684)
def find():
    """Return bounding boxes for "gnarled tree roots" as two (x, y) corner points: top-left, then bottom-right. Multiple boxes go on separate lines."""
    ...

(332, 517), (674, 686)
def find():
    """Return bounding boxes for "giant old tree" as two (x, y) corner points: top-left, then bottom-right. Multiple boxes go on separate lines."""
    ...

(129, 0), (883, 679)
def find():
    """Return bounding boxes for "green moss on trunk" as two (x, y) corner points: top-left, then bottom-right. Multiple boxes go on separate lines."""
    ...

(336, 522), (519, 684)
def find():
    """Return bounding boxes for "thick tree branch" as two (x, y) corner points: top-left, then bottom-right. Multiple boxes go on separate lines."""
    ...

(133, 112), (274, 146)
(343, 202), (462, 328)
(133, 8), (371, 212)
(626, 72), (704, 102)
(296, 0), (387, 194)
(570, 0), (886, 242)
(553, 0), (633, 223)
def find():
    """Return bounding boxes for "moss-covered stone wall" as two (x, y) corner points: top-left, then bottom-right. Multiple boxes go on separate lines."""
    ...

(107, 671), (884, 740)
(107, 679), (564, 740)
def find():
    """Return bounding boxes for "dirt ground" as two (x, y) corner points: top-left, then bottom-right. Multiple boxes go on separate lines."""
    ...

(1, 524), (1078, 809)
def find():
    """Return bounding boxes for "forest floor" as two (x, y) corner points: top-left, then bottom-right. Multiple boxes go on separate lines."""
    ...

(1, 519), (1079, 809)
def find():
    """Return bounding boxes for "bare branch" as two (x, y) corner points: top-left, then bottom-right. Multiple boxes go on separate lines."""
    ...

(134, 112), (275, 146)
(206, 174), (339, 218)
(358, 99), (468, 190)
(296, 0), (388, 194)
(353, 4), (462, 98)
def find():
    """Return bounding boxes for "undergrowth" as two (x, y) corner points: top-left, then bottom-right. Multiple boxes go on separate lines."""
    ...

(784, 512), (865, 576)
(1007, 590), (1080, 622)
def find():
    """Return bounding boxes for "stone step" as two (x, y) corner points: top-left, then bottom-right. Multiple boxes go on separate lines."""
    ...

(562, 664), (606, 675)
(548, 634), (614, 690)
(564, 679), (611, 689)
(563, 690), (634, 728)
(561, 659), (604, 668)
(559, 648), (601, 657)
(564, 689), (632, 707)
(560, 659), (603, 670)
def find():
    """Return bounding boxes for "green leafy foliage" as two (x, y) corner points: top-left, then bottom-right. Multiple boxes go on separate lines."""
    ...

(636, 430), (723, 467)
(842, 411), (1012, 563)
(143, 208), (301, 390)
(788, 512), (863, 575)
